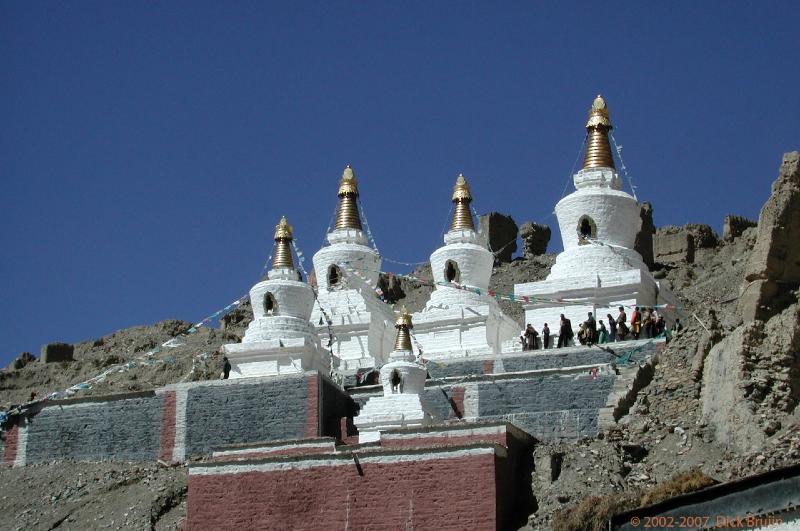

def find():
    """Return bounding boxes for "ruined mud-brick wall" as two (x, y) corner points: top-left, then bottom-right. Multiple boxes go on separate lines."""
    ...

(187, 445), (508, 531)
(2, 372), (353, 466)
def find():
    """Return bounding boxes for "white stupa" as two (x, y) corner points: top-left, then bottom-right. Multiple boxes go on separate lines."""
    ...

(310, 165), (395, 375)
(411, 175), (519, 360)
(515, 96), (677, 342)
(354, 308), (433, 443)
(222, 217), (330, 378)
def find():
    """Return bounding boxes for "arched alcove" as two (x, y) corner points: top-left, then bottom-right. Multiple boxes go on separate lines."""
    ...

(444, 260), (461, 283)
(577, 215), (597, 240)
(264, 292), (278, 315)
(328, 264), (343, 289)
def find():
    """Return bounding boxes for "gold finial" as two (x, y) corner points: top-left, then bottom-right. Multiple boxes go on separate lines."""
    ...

(334, 164), (363, 230)
(272, 216), (295, 269)
(582, 94), (616, 170)
(393, 306), (413, 351)
(449, 173), (475, 231)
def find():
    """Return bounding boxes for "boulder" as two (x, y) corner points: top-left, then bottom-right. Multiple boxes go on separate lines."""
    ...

(40, 342), (74, 363)
(739, 152), (800, 322)
(478, 212), (518, 263)
(519, 222), (551, 257)
(634, 202), (655, 270)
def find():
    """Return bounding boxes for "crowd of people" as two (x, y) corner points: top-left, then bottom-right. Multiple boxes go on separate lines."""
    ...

(519, 306), (683, 351)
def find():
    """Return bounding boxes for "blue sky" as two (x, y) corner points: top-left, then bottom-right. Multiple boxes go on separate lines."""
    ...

(1, 1), (798, 365)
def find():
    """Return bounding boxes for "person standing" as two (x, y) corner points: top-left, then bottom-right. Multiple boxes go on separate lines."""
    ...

(598, 320), (608, 343)
(222, 356), (231, 379)
(585, 312), (597, 344)
(606, 313), (617, 342)
(542, 323), (550, 349)
(524, 324), (537, 351)
(650, 308), (660, 338)
(616, 306), (628, 341)
(642, 307), (652, 338)
(631, 306), (641, 339)
(558, 314), (573, 348)
(527, 324), (540, 350)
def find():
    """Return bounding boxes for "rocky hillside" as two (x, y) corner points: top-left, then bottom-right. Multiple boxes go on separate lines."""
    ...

(1, 152), (797, 531)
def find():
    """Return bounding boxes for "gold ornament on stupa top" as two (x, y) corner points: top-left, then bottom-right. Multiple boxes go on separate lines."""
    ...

(582, 95), (616, 170)
(334, 164), (363, 231)
(393, 305), (414, 351)
(272, 216), (295, 269)
(449, 173), (475, 231)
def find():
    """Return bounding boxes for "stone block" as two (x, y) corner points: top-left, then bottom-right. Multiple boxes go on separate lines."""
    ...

(39, 342), (74, 363)
(519, 222), (551, 256)
(654, 231), (695, 264)
(479, 212), (518, 263)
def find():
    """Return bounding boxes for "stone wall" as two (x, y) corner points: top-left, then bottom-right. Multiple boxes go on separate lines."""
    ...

(424, 340), (660, 378)
(3, 371), (353, 467)
(25, 392), (162, 464)
(352, 364), (624, 441)
(182, 375), (317, 457)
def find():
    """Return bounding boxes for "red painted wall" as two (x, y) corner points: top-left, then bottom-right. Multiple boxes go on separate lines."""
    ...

(304, 375), (319, 438)
(159, 391), (176, 462)
(187, 452), (498, 530)
(380, 432), (507, 449)
(2, 424), (18, 466)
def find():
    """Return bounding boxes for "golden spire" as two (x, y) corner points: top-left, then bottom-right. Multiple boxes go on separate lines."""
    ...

(581, 95), (616, 170)
(449, 173), (475, 231)
(334, 164), (363, 231)
(393, 306), (413, 351)
(272, 216), (295, 269)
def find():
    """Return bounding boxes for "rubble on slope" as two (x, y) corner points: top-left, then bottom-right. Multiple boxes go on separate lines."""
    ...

(0, 461), (186, 531)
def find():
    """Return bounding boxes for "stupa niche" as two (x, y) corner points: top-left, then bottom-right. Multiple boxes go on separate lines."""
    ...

(410, 174), (519, 360)
(514, 96), (678, 343)
(222, 217), (330, 378)
(310, 165), (395, 376)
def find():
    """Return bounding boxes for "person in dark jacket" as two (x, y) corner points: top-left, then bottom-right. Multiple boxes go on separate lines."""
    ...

(557, 314), (573, 348)
(524, 324), (540, 350)
(542, 323), (550, 349)
(222, 356), (231, 379)
(616, 306), (628, 341)
(584, 312), (597, 344)
(606, 313), (617, 342)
